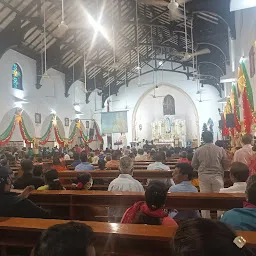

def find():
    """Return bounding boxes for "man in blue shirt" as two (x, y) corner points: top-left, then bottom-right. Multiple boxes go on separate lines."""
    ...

(169, 163), (200, 220)
(75, 152), (95, 171)
(71, 152), (81, 167)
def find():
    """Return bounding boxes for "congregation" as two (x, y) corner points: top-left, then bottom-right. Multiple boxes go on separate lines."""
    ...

(1, 0), (256, 254)
(0, 131), (256, 255)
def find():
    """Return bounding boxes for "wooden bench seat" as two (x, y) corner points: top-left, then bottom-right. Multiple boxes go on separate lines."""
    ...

(0, 217), (174, 256)
(26, 191), (245, 221)
(59, 170), (173, 179)
(0, 217), (255, 256)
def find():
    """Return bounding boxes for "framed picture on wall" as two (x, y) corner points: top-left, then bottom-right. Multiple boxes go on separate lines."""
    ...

(65, 118), (69, 127)
(35, 113), (41, 124)
(86, 121), (89, 128)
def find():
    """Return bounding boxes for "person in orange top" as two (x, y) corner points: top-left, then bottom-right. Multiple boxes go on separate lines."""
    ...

(52, 157), (66, 172)
(106, 150), (121, 169)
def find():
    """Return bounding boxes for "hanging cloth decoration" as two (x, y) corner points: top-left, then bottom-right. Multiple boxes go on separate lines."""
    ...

(68, 123), (77, 144)
(0, 114), (16, 146)
(39, 118), (53, 145)
(16, 110), (34, 144)
(94, 121), (103, 142)
(39, 114), (65, 146)
(76, 120), (93, 144)
(230, 84), (241, 133)
(238, 61), (254, 133)
(52, 115), (65, 146)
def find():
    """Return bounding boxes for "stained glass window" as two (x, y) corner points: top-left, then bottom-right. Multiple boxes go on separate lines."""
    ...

(12, 63), (23, 90)
(163, 95), (175, 115)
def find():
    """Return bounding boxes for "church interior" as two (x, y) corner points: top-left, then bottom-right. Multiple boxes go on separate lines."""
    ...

(0, 0), (256, 255)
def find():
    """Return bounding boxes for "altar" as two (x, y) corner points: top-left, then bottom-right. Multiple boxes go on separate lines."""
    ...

(151, 116), (186, 147)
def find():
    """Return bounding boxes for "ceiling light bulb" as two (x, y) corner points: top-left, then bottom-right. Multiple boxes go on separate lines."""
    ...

(74, 104), (81, 112)
(169, 0), (179, 9)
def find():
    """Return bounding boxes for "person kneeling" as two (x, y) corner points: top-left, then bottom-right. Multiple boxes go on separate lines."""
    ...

(121, 180), (177, 227)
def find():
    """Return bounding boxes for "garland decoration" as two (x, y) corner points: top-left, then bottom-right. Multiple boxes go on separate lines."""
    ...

(0, 114), (16, 146)
(19, 116), (34, 144)
(68, 124), (77, 144)
(39, 118), (52, 145)
(0, 110), (103, 146)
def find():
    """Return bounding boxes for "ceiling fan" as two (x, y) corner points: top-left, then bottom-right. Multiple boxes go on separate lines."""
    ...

(150, 86), (165, 98)
(196, 92), (210, 103)
(51, 0), (89, 37)
(174, 48), (211, 62)
(172, 3), (211, 62)
(139, 0), (191, 20)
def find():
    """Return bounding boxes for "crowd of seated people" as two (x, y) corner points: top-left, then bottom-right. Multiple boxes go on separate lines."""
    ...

(1, 137), (256, 256)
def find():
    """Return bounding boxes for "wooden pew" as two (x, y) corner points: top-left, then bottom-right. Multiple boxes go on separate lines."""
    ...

(58, 170), (231, 188)
(59, 170), (173, 179)
(0, 217), (255, 256)
(27, 191), (245, 221)
(0, 217), (174, 255)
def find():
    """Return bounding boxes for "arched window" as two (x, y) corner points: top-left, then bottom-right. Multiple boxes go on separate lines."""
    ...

(163, 95), (175, 115)
(12, 63), (23, 90)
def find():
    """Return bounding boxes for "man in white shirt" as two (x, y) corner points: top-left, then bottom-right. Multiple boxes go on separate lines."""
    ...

(147, 152), (170, 171)
(233, 134), (253, 166)
(218, 162), (249, 218)
(147, 152), (173, 187)
(135, 149), (148, 161)
(108, 156), (144, 192)
(64, 153), (71, 160)
(108, 156), (144, 220)
(220, 162), (249, 193)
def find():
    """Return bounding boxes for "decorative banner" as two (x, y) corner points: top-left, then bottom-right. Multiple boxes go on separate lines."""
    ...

(94, 121), (103, 142)
(230, 84), (241, 133)
(240, 61), (254, 133)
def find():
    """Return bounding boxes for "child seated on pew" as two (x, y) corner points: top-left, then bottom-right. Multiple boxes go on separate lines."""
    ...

(37, 169), (65, 191)
(121, 180), (178, 227)
(33, 222), (95, 256)
(171, 218), (254, 256)
(72, 173), (93, 190)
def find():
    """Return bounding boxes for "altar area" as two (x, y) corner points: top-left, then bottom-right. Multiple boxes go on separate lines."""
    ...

(151, 115), (186, 147)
